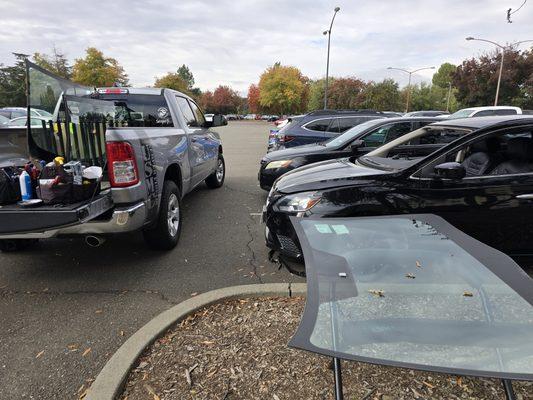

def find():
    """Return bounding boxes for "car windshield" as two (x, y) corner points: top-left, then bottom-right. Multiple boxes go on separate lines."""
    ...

(290, 215), (533, 380)
(324, 119), (386, 147)
(448, 109), (474, 119)
(356, 125), (470, 170)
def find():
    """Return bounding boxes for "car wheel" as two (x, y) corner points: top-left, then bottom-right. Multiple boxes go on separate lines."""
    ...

(143, 180), (182, 250)
(205, 154), (225, 189)
(0, 239), (38, 252)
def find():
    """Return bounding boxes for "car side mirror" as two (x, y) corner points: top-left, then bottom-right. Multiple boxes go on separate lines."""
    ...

(350, 140), (364, 153)
(206, 114), (225, 128)
(434, 162), (466, 180)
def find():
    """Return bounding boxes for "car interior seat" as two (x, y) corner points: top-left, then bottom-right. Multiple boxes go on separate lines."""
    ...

(461, 137), (502, 176)
(490, 137), (533, 175)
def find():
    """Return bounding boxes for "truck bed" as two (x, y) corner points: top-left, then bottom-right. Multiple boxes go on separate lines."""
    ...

(0, 190), (113, 234)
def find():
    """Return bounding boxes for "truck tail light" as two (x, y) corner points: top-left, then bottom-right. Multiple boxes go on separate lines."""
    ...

(106, 141), (139, 187)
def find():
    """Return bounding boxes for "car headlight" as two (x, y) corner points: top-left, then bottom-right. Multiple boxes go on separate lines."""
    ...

(273, 191), (322, 213)
(265, 160), (292, 169)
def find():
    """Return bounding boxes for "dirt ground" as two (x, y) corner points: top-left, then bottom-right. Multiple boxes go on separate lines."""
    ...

(120, 297), (532, 400)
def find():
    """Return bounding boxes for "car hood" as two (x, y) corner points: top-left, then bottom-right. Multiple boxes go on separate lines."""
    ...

(274, 158), (394, 194)
(264, 143), (325, 161)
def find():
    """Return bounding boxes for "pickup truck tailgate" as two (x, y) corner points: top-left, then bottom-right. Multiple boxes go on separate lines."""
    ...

(0, 191), (113, 234)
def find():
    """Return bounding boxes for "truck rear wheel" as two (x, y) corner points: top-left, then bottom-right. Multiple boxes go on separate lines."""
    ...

(205, 154), (225, 189)
(143, 180), (182, 250)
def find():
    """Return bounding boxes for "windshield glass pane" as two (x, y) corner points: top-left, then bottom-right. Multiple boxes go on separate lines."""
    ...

(325, 119), (385, 147)
(290, 215), (533, 379)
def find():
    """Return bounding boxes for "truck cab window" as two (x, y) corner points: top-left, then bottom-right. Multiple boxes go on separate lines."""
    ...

(188, 100), (206, 127)
(176, 96), (198, 127)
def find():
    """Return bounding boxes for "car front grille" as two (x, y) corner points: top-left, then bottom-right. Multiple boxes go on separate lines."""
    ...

(277, 234), (301, 256)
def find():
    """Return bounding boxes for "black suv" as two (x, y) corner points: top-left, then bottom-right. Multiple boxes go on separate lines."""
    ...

(271, 109), (388, 151)
(263, 116), (533, 275)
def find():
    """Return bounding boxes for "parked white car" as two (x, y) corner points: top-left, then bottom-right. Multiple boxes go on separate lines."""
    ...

(447, 106), (522, 119)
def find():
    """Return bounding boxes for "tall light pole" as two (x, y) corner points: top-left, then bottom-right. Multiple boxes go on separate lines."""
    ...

(387, 66), (435, 113)
(323, 6), (340, 110)
(465, 37), (533, 106)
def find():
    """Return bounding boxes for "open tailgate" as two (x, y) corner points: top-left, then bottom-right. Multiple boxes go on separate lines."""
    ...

(0, 190), (113, 235)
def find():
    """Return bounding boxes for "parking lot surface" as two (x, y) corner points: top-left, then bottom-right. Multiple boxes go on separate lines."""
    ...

(0, 121), (303, 399)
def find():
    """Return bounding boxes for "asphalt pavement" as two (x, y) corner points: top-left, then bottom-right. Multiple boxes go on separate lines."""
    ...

(0, 121), (303, 399)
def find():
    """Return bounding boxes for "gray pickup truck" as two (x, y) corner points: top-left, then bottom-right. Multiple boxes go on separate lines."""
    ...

(0, 62), (225, 251)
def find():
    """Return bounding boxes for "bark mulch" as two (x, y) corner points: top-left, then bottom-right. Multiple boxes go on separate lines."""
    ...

(120, 297), (532, 400)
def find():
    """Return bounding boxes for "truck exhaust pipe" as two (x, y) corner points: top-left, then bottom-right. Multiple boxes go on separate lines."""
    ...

(85, 235), (105, 248)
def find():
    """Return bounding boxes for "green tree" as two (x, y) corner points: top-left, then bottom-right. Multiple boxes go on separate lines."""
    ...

(258, 63), (308, 114)
(154, 72), (189, 93)
(307, 78), (327, 111)
(72, 47), (128, 87)
(432, 63), (456, 89)
(0, 52), (29, 107)
(33, 46), (71, 79)
(403, 83), (458, 112)
(177, 64), (195, 89)
(361, 79), (402, 111)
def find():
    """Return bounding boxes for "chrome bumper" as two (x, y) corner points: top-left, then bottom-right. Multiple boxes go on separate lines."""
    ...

(0, 202), (147, 239)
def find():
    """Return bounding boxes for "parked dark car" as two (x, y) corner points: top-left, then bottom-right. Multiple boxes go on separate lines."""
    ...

(259, 117), (443, 190)
(263, 116), (533, 275)
(403, 110), (450, 117)
(270, 109), (389, 151)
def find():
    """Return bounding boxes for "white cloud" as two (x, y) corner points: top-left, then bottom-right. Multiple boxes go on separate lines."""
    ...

(1, 0), (532, 92)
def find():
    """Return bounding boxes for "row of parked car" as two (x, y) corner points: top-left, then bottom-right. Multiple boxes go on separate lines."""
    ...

(260, 106), (533, 275)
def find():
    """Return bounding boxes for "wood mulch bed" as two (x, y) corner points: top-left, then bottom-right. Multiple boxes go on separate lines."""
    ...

(120, 297), (532, 400)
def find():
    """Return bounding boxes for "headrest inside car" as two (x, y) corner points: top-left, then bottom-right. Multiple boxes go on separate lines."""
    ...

(506, 137), (533, 160)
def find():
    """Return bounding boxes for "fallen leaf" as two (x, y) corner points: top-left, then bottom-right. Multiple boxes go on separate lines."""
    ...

(78, 389), (88, 399)
(201, 340), (215, 345)
(190, 292), (198, 297)
(416, 260), (422, 268)
(422, 381), (435, 389)
(35, 350), (45, 358)
(368, 289), (384, 297)
(82, 348), (92, 357)
(463, 291), (474, 297)
(95, 310), (103, 314)
(119, 330), (125, 336)
(405, 273), (416, 279)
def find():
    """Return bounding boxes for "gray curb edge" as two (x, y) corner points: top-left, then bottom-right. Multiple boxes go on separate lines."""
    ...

(86, 282), (307, 400)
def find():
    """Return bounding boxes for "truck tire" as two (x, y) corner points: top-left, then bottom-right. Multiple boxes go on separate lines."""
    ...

(205, 154), (225, 189)
(0, 239), (38, 252)
(143, 180), (182, 250)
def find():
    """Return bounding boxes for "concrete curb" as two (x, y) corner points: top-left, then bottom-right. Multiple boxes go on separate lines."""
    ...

(86, 282), (307, 400)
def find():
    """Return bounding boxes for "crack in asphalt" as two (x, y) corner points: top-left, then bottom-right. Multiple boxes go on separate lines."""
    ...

(244, 215), (264, 284)
(0, 288), (177, 306)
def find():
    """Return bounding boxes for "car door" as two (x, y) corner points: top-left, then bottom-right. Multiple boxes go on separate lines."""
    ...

(411, 125), (533, 255)
(348, 121), (418, 158)
(187, 99), (219, 176)
(175, 96), (210, 186)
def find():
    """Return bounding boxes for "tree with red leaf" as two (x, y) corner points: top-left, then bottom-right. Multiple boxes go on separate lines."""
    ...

(247, 84), (260, 113)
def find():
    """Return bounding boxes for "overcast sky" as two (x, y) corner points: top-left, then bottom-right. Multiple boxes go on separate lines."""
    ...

(1, 0), (532, 94)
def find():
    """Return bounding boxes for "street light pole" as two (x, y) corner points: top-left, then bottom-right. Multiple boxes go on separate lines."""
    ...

(387, 66), (435, 113)
(465, 37), (533, 106)
(323, 6), (340, 110)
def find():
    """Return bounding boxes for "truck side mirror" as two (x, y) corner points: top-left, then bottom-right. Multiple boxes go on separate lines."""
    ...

(434, 162), (466, 180)
(350, 139), (364, 153)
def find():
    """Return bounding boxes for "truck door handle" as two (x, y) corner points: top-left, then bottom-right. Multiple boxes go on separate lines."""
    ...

(516, 194), (533, 199)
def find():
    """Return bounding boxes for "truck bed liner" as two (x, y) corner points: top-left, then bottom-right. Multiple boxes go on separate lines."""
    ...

(0, 191), (113, 234)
